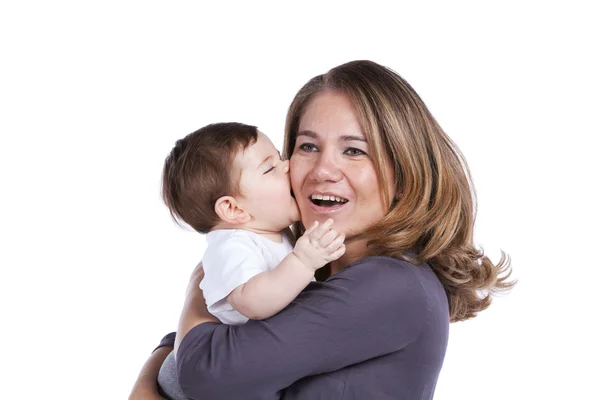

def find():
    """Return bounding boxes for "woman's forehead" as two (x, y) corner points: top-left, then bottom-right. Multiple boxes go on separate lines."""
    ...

(296, 129), (367, 145)
(298, 92), (364, 139)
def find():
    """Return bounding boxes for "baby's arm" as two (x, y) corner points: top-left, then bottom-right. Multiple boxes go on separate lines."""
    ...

(227, 219), (345, 320)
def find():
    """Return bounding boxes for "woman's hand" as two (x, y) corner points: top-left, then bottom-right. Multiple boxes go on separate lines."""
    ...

(128, 346), (171, 400)
(129, 262), (214, 400)
(175, 262), (218, 354)
(186, 261), (206, 294)
(129, 389), (165, 400)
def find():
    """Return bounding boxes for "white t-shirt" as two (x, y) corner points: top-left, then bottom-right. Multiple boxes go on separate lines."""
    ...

(200, 229), (294, 325)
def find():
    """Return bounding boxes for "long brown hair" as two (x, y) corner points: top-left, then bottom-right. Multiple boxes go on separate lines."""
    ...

(284, 60), (514, 322)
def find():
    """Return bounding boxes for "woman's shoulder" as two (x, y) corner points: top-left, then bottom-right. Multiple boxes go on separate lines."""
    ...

(346, 255), (419, 269)
(332, 255), (432, 284)
(326, 256), (445, 307)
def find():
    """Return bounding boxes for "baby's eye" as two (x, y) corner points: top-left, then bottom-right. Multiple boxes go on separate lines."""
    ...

(345, 148), (366, 156)
(263, 166), (275, 175)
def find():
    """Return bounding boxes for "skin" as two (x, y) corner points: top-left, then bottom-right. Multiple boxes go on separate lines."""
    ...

(130, 91), (396, 398)
(211, 131), (346, 320)
(213, 131), (300, 242)
(291, 90), (395, 274)
(128, 345), (172, 400)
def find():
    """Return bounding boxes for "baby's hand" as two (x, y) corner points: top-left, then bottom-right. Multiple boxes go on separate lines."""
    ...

(293, 219), (346, 271)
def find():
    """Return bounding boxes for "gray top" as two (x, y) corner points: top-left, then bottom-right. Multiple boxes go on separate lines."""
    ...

(168, 256), (449, 399)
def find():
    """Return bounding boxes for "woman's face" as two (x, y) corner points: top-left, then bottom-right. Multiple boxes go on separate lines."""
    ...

(290, 91), (395, 238)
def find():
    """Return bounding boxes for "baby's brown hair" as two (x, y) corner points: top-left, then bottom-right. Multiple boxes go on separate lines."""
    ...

(162, 122), (258, 233)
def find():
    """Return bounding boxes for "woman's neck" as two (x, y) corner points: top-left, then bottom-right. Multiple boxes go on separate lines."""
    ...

(329, 238), (369, 275)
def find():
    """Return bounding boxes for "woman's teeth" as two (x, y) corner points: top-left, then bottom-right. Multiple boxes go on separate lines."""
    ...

(310, 194), (348, 205)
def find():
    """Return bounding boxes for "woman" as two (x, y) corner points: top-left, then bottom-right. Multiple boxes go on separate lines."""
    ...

(130, 60), (513, 399)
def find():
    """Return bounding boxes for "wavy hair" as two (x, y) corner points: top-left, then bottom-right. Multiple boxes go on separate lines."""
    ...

(284, 60), (514, 322)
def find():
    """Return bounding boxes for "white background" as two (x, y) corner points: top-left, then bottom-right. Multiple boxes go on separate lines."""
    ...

(1, 1), (598, 399)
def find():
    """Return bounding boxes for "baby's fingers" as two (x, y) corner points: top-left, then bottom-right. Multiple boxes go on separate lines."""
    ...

(318, 229), (339, 248)
(328, 244), (346, 261)
(303, 220), (319, 235)
(309, 218), (334, 240)
(325, 233), (345, 252)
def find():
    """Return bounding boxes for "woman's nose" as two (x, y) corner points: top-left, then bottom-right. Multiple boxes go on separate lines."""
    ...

(309, 154), (342, 182)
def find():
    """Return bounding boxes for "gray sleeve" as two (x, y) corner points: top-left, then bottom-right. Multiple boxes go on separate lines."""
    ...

(154, 332), (176, 352)
(158, 350), (190, 400)
(176, 257), (429, 400)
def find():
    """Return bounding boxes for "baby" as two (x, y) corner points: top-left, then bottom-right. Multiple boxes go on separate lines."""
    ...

(161, 122), (345, 324)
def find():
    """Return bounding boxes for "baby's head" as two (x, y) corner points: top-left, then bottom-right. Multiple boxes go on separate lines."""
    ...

(162, 122), (299, 234)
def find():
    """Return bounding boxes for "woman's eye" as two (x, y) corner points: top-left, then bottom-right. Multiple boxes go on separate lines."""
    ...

(263, 166), (275, 175)
(345, 148), (366, 156)
(298, 143), (317, 152)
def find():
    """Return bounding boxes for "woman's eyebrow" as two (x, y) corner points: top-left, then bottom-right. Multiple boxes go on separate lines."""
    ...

(297, 130), (366, 142)
(340, 135), (366, 142)
(297, 130), (318, 139)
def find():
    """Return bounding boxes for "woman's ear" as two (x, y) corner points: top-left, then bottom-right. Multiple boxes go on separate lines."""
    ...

(214, 196), (251, 225)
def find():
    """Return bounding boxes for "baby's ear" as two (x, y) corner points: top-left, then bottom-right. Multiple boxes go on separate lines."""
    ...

(214, 196), (250, 225)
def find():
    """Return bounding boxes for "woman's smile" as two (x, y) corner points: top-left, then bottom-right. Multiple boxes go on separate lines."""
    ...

(308, 191), (349, 213)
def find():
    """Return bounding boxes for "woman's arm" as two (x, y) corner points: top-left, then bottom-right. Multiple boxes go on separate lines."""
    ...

(128, 344), (172, 400)
(129, 262), (216, 400)
(176, 257), (430, 399)
(129, 262), (214, 399)
(174, 263), (218, 355)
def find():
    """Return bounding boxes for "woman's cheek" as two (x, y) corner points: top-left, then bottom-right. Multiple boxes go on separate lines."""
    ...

(289, 160), (302, 197)
(290, 155), (315, 212)
(294, 192), (308, 212)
